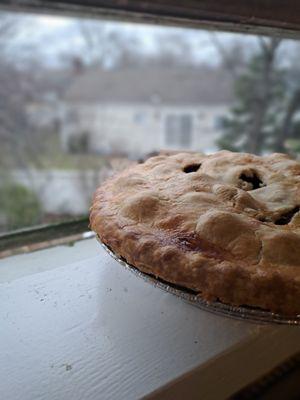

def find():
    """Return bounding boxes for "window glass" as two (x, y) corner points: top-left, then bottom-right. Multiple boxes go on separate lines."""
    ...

(165, 115), (193, 147)
(0, 10), (299, 234)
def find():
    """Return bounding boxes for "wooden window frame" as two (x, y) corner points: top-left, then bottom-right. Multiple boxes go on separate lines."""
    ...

(1, 1), (300, 38)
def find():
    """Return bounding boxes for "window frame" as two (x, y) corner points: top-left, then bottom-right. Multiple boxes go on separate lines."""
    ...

(1, 1), (300, 38)
(0, 217), (89, 256)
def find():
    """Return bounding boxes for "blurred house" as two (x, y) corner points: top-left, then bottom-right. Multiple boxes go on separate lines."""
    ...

(26, 69), (73, 133)
(60, 66), (233, 157)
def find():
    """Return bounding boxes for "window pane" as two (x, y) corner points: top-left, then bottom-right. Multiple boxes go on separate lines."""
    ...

(1, 10), (299, 234)
(180, 115), (193, 146)
(165, 115), (192, 147)
(165, 115), (177, 145)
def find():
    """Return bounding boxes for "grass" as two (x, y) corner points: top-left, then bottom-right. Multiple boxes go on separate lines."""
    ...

(37, 133), (108, 170)
(39, 152), (108, 170)
(2, 132), (108, 170)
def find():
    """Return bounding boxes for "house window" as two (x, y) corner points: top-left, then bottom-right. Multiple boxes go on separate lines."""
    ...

(165, 115), (193, 147)
(214, 115), (225, 130)
(134, 112), (146, 124)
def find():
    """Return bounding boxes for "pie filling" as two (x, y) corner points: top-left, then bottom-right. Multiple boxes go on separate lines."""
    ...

(274, 206), (300, 225)
(183, 163), (201, 173)
(239, 171), (265, 190)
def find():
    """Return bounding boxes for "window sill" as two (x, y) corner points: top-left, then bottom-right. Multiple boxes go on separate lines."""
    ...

(1, 237), (299, 399)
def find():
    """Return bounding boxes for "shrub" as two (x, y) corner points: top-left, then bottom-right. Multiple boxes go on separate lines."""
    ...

(0, 183), (42, 231)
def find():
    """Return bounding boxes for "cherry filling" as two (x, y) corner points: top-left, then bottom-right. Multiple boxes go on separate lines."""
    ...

(239, 171), (265, 190)
(183, 163), (201, 173)
(274, 206), (300, 225)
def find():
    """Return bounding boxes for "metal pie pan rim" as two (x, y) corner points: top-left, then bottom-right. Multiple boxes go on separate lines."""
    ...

(99, 238), (300, 325)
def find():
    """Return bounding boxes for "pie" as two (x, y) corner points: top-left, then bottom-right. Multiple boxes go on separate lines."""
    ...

(90, 151), (300, 315)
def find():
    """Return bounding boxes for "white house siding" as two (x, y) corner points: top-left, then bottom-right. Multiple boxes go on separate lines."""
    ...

(61, 103), (229, 157)
(88, 104), (163, 155)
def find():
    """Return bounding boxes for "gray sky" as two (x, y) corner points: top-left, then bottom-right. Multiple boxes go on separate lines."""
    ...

(2, 11), (298, 68)
(1, 11), (256, 66)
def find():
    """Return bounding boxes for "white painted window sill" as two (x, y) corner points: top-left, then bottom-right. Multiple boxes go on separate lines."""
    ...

(1, 238), (299, 400)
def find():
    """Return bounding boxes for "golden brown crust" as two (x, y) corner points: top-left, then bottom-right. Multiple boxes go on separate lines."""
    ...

(90, 151), (300, 315)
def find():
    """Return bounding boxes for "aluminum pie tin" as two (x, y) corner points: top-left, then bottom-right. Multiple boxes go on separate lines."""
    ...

(99, 239), (300, 325)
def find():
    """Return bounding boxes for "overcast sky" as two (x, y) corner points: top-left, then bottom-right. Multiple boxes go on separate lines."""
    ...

(1, 11), (254, 66)
(2, 11), (298, 68)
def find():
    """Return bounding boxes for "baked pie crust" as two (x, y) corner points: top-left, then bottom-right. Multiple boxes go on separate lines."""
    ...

(90, 151), (300, 315)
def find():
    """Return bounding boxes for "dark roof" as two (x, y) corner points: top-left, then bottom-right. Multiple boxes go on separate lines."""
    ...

(64, 66), (233, 105)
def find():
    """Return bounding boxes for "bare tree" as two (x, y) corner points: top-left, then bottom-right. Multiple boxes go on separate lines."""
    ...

(150, 31), (195, 67)
(77, 21), (145, 69)
(0, 15), (48, 171)
(209, 33), (248, 79)
(77, 21), (200, 70)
